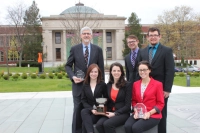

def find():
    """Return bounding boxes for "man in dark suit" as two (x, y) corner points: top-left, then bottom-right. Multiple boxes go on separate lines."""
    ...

(65, 26), (104, 133)
(139, 27), (175, 133)
(124, 35), (140, 83)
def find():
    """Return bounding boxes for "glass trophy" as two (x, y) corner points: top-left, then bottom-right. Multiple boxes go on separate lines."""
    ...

(75, 70), (85, 79)
(135, 103), (147, 118)
(96, 98), (107, 115)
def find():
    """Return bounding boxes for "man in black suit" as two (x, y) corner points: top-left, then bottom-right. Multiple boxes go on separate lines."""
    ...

(65, 26), (104, 133)
(139, 27), (174, 133)
(124, 35), (140, 83)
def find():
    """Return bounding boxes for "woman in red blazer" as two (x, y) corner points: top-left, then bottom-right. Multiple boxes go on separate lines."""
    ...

(124, 60), (164, 133)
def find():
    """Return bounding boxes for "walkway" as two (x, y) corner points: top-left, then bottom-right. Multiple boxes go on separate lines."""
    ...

(0, 85), (200, 133)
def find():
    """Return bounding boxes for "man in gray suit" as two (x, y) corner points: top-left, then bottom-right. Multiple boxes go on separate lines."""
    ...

(125, 35), (140, 83)
(65, 26), (104, 133)
(139, 27), (174, 133)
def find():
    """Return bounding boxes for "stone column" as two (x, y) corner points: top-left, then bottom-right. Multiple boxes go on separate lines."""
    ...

(103, 29), (106, 60)
(115, 29), (124, 60)
(63, 30), (66, 61)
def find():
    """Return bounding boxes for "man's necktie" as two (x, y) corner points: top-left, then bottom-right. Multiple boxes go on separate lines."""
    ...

(84, 46), (89, 66)
(149, 46), (154, 64)
(131, 51), (136, 68)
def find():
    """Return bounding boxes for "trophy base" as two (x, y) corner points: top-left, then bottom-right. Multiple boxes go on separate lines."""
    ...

(96, 106), (107, 115)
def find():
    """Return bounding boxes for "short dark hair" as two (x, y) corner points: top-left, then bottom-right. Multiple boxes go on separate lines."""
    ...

(148, 27), (160, 35)
(84, 64), (102, 84)
(138, 60), (152, 70)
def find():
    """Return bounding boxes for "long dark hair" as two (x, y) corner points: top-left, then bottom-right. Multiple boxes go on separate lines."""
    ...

(108, 62), (126, 88)
(84, 64), (102, 84)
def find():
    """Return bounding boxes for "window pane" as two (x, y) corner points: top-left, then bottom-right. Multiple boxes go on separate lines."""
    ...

(107, 47), (112, 59)
(56, 48), (61, 61)
(106, 32), (112, 43)
(55, 32), (61, 44)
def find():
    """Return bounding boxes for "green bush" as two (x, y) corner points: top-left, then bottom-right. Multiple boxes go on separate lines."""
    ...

(9, 73), (12, 76)
(65, 73), (69, 78)
(3, 74), (9, 80)
(0, 71), (4, 77)
(55, 72), (58, 76)
(21, 73), (28, 79)
(31, 73), (37, 79)
(48, 73), (54, 79)
(179, 72), (185, 77)
(12, 74), (19, 80)
(62, 71), (66, 76)
(193, 72), (200, 77)
(187, 72), (192, 77)
(56, 64), (65, 72)
(57, 73), (63, 79)
(39, 74), (46, 79)
(16, 61), (38, 67)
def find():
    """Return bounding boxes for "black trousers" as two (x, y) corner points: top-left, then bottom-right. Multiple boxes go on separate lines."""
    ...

(158, 97), (168, 133)
(95, 113), (130, 133)
(81, 108), (102, 133)
(124, 115), (160, 133)
(72, 95), (83, 133)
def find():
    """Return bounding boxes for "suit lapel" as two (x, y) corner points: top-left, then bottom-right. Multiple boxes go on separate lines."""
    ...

(78, 44), (86, 66)
(88, 44), (96, 66)
(151, 44), (162, 65)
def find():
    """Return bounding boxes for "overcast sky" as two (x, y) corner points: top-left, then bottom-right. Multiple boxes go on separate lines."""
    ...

(0, 0), (199, 24)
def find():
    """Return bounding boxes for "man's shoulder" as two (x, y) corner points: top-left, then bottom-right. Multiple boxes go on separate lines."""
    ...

(71, 43), (82, 49)
(91, 43), (101, 49)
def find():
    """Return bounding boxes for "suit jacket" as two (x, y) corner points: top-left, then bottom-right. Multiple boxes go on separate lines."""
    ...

(139, 43), (174, 92)
(65, 43), (104, 96)
(132, 78), (164, 119)
(106, 82), (132, 115)
(81, 81), (108, 111)
(125, 49), (141, 83)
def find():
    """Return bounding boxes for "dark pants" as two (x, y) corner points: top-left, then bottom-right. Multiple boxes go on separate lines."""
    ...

(158, 97), (168, 133)
(72, 95), (83, 133)
(95, 113), (130, 133)
(124, 115), (160, 133)
(81, 108), (102, 133)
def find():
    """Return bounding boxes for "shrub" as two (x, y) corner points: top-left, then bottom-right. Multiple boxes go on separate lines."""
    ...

(9, 73), (12, 76)
(12, 74), (19, 80)
(3, 74), (9, 80)
(0, 71), (4, 77)
(21, 73), (28, 79)
(39, 74), (46, 79)
(187, 72), (192, 77)
(61, 71), (66, 76)
(65, 73), (69, 78)
(48, 73), (54, 79)
(57, 73), (63, 79)
(193, 72), (200, 77)
(55, 72), (58, 76)
(56, 64), (65, 72)
(31, 73), (37, 79)
(179, 72), (185, 77)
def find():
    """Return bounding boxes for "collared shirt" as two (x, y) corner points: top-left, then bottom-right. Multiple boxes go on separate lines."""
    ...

(82, 43), (91, 66)
(148, 43), (159, 57)
(130, 48), (139, 61)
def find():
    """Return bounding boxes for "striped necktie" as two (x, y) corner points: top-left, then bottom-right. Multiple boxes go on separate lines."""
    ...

(149, 46), (155, 64)
(131, 51), (136, 68)
(84, 46), (89, 66)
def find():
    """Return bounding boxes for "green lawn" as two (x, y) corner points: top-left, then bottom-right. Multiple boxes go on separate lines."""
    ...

(0, 76), (72, 93)
(0, 67), (56, 73)
(173, 76), (200, 87)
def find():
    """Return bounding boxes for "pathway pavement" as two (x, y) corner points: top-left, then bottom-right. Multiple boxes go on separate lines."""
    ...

(0, 85), (200, 133)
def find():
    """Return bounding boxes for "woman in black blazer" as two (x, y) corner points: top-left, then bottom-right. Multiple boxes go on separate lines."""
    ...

(81, 64), (107, 133)
(95, 62), (132, 133)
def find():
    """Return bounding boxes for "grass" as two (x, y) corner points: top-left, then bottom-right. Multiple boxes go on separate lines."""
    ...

(0, 67), (56, 73)
(173, 75), (200, 87)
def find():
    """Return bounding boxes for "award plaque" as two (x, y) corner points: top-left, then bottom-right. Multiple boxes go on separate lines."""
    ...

(75, 70), (85, 79)
(96, 98), (107, 114)
(135, 103), (147, 118)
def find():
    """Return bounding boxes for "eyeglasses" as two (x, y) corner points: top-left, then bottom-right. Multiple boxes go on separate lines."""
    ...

(139, 69), (149, 72)
(148, 35), (159, 38)
(127, 41), (137, 44)
(82, 33), (91, 35)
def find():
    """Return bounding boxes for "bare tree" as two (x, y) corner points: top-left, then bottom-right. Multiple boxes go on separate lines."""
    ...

(6, 2), (27, 67)
(60, 3), (103, 45)
(0, 26), (11, 76)
(155, 6), (200, 65)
